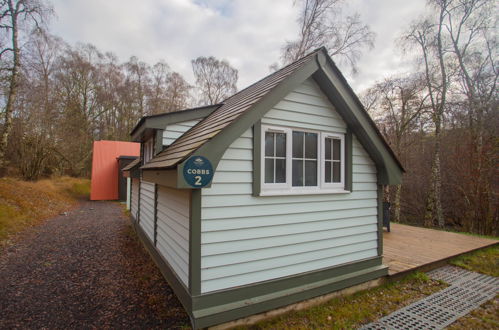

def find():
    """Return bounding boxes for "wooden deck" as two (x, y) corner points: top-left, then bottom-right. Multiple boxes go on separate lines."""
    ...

(383, 223), (497, 276)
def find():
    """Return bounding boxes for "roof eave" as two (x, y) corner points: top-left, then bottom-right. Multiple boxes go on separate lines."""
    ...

(171, 53), (324, 187)
(313, 53), (404, 185)
(130, 104), (222, 142)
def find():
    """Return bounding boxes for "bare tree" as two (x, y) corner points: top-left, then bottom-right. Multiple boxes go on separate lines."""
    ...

(282, 0), (375, 73)
(436, 0), (498, 234)
(164, 71), (191, 111)
(54, 43), (104, 176)
(0, 0), (51, 172)
(403, 1), (453, 229)
(125, 56), (149, 117)
(149, 61), (191, 114)
(148, 61), (170, 115)
(95, 52), (126, 140)
(191, 56), (238, 105)
(363, 74), (428, 222)
(23, 30), (63, 137)
(9, 31), (64, 179)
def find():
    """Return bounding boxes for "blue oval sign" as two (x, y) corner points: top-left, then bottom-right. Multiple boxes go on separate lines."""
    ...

(183, 156), (214, 188)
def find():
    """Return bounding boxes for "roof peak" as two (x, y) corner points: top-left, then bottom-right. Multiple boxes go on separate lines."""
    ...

(141, 48), (322, 170)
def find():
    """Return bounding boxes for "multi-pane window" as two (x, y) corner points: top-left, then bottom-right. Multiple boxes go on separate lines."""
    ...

(292, 132), (318, 186)
(261, 125), (346, 193)
(264, 131), (286, 183)
(325, 137), (342, 183)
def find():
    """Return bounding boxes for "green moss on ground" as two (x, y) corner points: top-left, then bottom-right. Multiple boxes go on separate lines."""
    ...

(246, 272), (446, 330)
(243, 245), (498, 329)
(446, 244), (499, 329)
(450, 245), (499, 277)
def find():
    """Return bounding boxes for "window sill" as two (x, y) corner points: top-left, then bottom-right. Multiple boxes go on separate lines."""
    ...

(259, 189), (351, 196)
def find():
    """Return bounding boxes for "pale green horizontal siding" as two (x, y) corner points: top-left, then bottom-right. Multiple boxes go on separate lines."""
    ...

(261, 79), (347, 132)
(202, 223), (377, 256)
(139, 181), (155, 242)
(131, 178), (139, 219)
(200, 79), (379, 293)
(162, 119), (201, 146)
(156, 185), (190, 286)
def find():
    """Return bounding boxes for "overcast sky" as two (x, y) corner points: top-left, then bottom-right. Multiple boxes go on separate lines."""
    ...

(49, 0), (427, 93)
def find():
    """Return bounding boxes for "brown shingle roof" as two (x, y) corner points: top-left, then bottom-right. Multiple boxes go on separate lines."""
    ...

(122, 158), (141, 171)
(141, 49), (322, 169)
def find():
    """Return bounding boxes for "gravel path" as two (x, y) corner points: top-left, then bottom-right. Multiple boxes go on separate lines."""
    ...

(0, 200), (190, 329)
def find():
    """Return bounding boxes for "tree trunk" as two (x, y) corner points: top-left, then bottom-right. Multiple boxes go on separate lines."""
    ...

(424, 120), (444, 228)
(394, 184), (402, 223)
(0, 2), (20, 172)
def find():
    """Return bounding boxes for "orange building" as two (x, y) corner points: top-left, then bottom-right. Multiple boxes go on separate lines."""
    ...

(90, 140), (140, 200)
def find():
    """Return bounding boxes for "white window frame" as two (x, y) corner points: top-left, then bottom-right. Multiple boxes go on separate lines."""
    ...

(261, 126), (292, 191)
(260, 125), (348, 196)
(290, 129), (320, 191)
(321, 133), (345, 190)
(143, 138), (154, 164)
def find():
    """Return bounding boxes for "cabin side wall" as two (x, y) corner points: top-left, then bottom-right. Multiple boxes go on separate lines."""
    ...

(139, 181), (155, 242)
(156, 185), (190, 286)
(163, 119), (202, 146)
(134, 178), (191, 288)
(199, 79), (379, 293)
(131, 178), (139, 220)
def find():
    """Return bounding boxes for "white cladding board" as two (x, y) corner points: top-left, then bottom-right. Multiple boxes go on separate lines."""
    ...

(156, 185), (190, 286)
(139, 181), (155, 242)
(163, 119), (202, 146)
(131, 178), (139, 220)
(200, 78), (379, 293)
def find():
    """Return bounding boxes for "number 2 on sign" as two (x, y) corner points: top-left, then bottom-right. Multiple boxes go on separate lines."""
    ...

(194, 176), (202, 185)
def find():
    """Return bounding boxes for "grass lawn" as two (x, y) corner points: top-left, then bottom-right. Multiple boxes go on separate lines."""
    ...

(248, 245), (498, 329)
(0, 176), (90, 246)
(450, 245), (499, 277)
(447, 245), (499, 329)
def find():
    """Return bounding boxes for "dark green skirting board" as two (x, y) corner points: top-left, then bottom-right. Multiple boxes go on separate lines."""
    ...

(132, 218), (387, 329)
(192, 260), (387, 328)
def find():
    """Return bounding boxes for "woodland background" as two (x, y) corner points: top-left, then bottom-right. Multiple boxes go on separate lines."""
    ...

(0, 0), (497, 235)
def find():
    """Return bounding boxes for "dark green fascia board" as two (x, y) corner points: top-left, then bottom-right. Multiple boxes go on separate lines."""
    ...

(132, 218), (193, 312)
(377, 184), (384, 256)
(131, 105), (220, 142)
(313, 59), (404, 185)
(177, 56), (321, 188)
(142, 168), (177, 188)
(191, 257), (387, 328)
(189, 189), (201, 296)
(141, 167), (195, 190)
(252, 120), (262, 197)
(345, 128), (353, 191)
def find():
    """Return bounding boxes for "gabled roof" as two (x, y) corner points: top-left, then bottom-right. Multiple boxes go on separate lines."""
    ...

(142, 50), (321, 169)
(140, 47), (404, 185)
(130, 104), (221, 142)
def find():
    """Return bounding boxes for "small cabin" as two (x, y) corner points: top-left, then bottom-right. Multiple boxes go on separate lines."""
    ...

(123, 48), (403, 329)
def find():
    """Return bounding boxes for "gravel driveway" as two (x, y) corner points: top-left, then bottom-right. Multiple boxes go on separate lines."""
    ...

(0, 200), (190, 329)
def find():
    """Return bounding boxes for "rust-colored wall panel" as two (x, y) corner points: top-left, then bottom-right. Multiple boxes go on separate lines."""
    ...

(90, 141), (140, 200)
